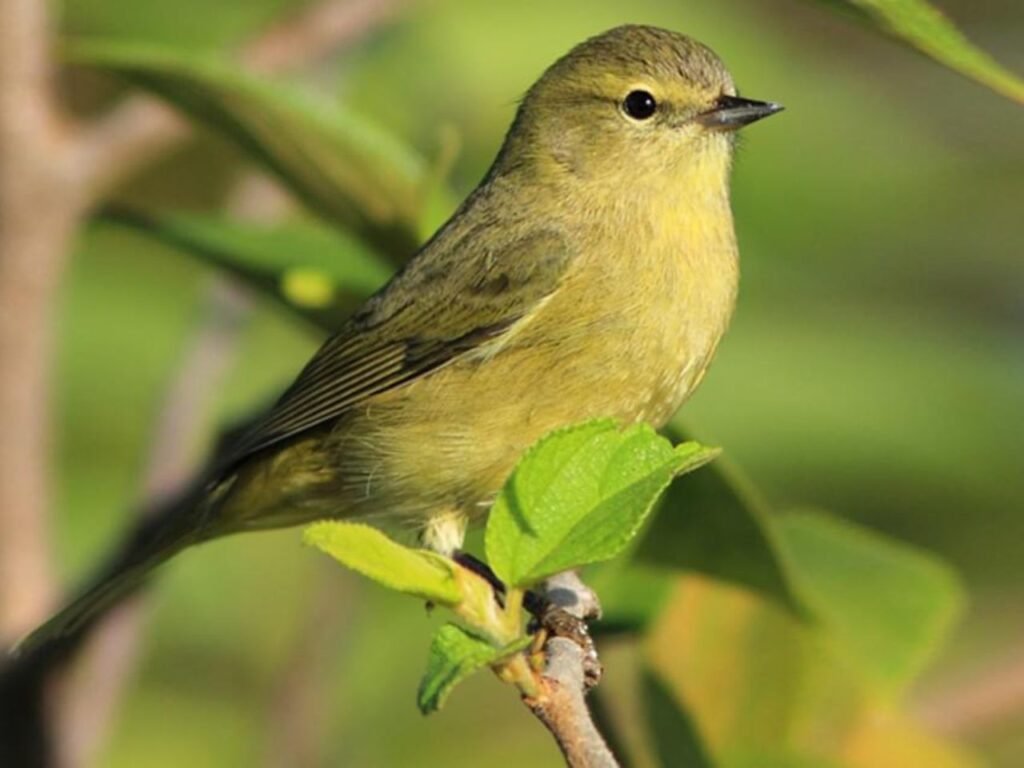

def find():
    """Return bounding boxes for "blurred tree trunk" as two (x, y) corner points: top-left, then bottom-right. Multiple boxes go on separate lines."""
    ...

(0, 0), (77, 642)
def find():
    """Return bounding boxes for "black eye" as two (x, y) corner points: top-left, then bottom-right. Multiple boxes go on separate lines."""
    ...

(622, 90), (657, 120)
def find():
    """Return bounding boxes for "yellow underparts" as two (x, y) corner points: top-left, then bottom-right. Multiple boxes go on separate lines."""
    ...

(421, 508), (470, 555)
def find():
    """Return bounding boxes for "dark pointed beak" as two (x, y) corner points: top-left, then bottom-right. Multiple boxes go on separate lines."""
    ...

(697, 95), (783, 130)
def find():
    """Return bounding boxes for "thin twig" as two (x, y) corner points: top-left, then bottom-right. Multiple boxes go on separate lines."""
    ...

(524, 572), (619, 768)
(262, 562), (353, 768)
(916, 642), (1024, 738)
(54, 278), (252, 768)
(242, 0), (409, 74)
(54, 172), (291, 768)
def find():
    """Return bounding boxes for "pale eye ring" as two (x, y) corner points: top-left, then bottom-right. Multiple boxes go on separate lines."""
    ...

(622, 89), (658, 120)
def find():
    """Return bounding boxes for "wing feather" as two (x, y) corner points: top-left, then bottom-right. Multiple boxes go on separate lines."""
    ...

(222, 227), (573, 465)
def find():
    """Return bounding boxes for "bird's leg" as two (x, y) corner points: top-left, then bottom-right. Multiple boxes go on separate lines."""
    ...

(452, 551), (506, 607)
(421, 508), (469, 557)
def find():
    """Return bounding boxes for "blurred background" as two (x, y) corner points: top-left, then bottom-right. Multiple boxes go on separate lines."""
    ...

(1, 0), (1021, 765)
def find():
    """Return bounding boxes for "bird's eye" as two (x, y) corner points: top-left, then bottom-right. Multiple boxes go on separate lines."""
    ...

(622, 90), (658, 120)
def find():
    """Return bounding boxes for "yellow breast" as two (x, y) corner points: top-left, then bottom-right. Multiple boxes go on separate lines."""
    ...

(326, 138), (740, 523)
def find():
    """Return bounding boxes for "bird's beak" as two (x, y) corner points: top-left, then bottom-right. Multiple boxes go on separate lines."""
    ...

(697, 95), (783, 130)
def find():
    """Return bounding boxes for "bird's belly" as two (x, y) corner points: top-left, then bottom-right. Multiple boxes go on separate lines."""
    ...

(329, 282), (730, 524)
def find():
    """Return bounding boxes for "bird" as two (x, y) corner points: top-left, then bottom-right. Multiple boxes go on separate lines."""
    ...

(15, 24), (781, 654)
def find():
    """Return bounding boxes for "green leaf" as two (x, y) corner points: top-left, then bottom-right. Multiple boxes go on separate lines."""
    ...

(417, 624), (531, 714)
(643, 668), (714, 768)
(776, 509), (965, 692)
(645, 555), (969, 766)
(587, 561), (675, 635)
(820, 0), (1024, 104)
(636, 424), (804, 618)
(100, 209), (391, 330)
(70, 41), (430, 258)
(637, 431), (962, 693)
(303, 522), (462, 605)
(485, 420), (718, 589)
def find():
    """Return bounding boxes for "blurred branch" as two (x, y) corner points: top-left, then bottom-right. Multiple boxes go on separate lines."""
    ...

(243, 0), (409, 74)
(525, 572), (619, 768)
(917, 643), (1024, 738)
(0, 0), (410, 758)
(0, 0), (74, 643)
(74, 0), (410, 198)
(55, 277), (252, 768)
(0, 0), (409, 649)
(263, 563), (352, 768)
(55, 173), (291, 768)
(0, 0), (411, 757)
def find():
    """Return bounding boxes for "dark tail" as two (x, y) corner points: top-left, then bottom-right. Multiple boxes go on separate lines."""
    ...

(0, 644), (58, 767)
(0, 413), (258, 766)
(0, 478), (216, 766)
(12, 486), (213, 658)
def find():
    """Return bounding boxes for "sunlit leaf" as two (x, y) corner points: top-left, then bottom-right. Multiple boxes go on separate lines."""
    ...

(587, 561), (675, 635)
(643, 667), (714, 768)
(70, 41), (431, 258)
(647, 573), (971, 767)
(722, 751), (845, 768)
(776, 509), (965, 692)
(417, 624), (530, 714)
(485, 420), (718, 588)
(304, 522), (461, 605)
(636, 424), (804, 617)
(840, 708), (983, 768)
(818, 0), (1024, 103)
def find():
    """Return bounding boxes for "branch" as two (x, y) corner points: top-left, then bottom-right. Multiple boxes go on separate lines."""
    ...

(523, 572), (619, 768)
(0, 2), (411, 760)
(54, 277), (252, 768)
(262, 563), (352, 768)
(917, 642), (1024, 738)
(241, 0), (409, 74)
(74, 0), (409, 198)
(0, 0), (72, 644)
(54, 172), (291, 767)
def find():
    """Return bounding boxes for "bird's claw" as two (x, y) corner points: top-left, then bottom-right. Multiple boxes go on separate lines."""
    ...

(526, 591), (603, 688)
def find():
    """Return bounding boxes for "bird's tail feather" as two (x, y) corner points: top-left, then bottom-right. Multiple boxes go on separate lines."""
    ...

(10, 481), (215, 659)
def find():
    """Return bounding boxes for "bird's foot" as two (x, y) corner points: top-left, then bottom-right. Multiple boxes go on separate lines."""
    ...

(525, 586), (603, 689)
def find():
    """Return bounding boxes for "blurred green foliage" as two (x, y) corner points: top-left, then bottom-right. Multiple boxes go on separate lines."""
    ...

(50, 0), (1023, 765)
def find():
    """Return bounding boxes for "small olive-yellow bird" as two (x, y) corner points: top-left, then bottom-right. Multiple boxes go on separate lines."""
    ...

(19, 25), (780, 652)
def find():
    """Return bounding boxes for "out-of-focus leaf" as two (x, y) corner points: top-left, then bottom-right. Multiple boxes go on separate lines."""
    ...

(818, 0), (1024, 104)
(643, 483), (962, 698)
(840, 709), (983, 768)
(723, 752), (845, 768)
(643, 667), (714, 768)
(100, 209), (390, 330)
(417, 624), (530, 714)
(776, 510), (965, 693)
(304, 522), (461, 606)
(637, 424), (804, 617)
(587, 689), (639, 768)
(647, 574), (973, 768)
(587, 561), (675, 635)
(70, 41), (431, 258)
(647, 576), (814, 758)
(485, 420), (718, 589)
